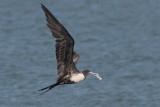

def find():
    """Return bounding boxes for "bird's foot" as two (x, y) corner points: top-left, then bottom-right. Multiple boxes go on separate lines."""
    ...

(60, 82), (64, 85)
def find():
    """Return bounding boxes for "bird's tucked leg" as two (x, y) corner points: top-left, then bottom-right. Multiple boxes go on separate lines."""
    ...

(60, 82), (64, 85)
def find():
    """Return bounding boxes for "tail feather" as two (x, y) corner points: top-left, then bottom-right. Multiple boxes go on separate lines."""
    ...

(39, 83), (59, 95)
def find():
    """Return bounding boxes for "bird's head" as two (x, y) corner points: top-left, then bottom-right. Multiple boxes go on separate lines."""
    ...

(82, 70), (102, 80)
(82, 70), (90, 77)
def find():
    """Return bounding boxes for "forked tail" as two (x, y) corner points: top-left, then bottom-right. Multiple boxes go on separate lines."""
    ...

(38, 82), (59, 95)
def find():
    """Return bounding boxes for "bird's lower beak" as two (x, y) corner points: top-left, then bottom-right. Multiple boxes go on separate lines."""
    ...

(89, 72), (102, 80)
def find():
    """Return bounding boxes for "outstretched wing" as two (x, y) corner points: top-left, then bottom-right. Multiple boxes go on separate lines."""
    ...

(41, 4), (75, 75)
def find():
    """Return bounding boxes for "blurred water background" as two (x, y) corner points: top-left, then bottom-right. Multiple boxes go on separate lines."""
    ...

(0, 0), (160, 107)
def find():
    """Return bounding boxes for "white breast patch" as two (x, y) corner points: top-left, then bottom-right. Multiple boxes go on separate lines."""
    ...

(70, 73), (85, 83)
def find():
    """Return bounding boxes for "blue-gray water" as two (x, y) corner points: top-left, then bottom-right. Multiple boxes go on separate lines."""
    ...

(1, 0), (160, 107)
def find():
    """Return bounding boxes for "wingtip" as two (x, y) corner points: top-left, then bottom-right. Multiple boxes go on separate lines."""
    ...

(41, 4), (49, 13)
(41, 3), (45, 8)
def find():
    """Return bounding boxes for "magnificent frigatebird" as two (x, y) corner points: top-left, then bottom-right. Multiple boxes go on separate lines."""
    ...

(39, 4), (102, 95)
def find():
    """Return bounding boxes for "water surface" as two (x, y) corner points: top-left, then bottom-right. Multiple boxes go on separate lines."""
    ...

(0, 0), (160, 107)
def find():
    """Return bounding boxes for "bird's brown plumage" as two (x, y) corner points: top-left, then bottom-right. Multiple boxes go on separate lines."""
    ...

(41, 4), (79, 76)
(39, 4), (102, 95)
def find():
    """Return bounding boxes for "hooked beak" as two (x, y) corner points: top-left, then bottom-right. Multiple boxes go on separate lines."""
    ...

(89, 72), (102, 80)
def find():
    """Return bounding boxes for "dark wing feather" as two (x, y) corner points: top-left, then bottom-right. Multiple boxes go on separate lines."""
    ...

(41, 4), (75, 75)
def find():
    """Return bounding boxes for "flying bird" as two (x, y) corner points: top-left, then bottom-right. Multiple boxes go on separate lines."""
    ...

(39, 4), (102, 95)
